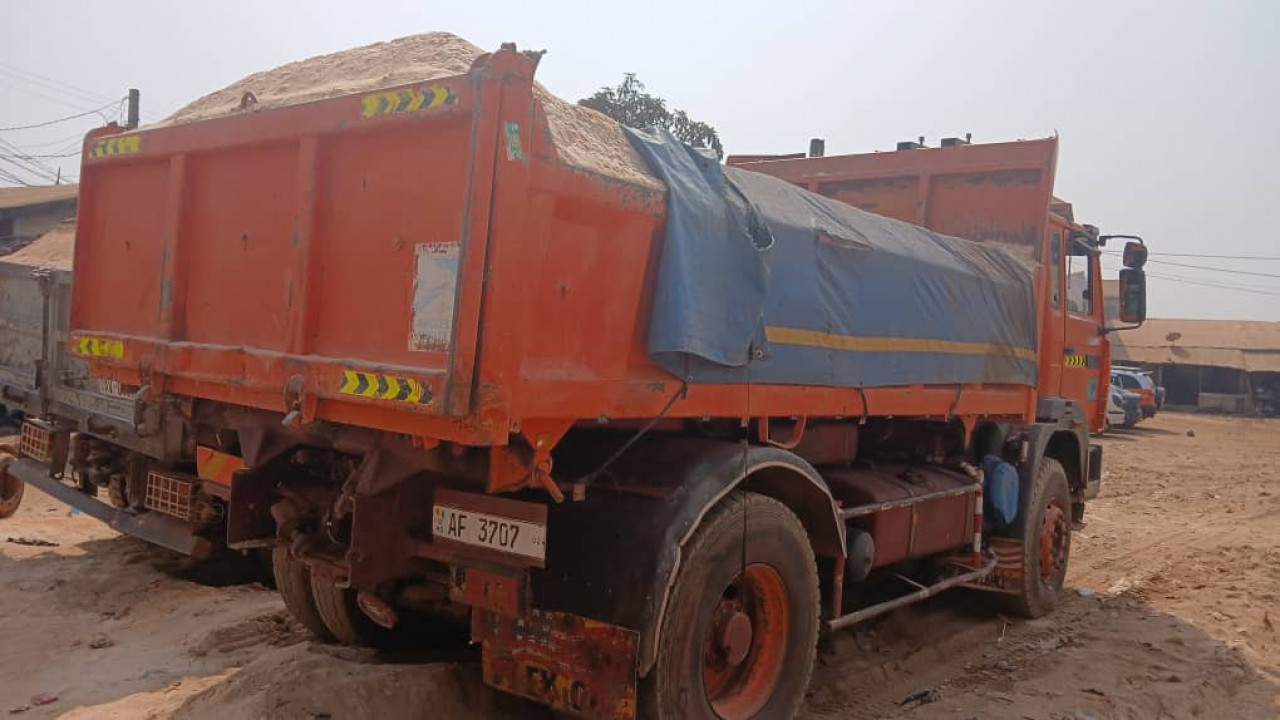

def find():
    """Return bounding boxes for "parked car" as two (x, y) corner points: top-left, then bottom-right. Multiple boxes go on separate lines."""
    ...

(1112, 368), (1162, 418)
(1107, 386), (1142, 429)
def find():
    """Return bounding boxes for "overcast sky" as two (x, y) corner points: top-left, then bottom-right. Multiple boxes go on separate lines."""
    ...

(4, 0), (1277, 321)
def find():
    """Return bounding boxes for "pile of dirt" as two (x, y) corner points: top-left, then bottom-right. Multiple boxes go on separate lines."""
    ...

(2, 220), (74, 269)
(162, 32), (660, 189)
(172, 644), (540, 720)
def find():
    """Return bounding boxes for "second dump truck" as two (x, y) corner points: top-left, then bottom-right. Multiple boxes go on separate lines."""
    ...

(2, 39), (1148, 720)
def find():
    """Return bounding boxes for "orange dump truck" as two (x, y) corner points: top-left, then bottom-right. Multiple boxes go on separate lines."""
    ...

(2, 42), (1149, 719)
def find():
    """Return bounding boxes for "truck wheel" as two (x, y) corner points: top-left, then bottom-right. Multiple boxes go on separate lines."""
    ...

(1002, 458), (1072, 618)
(107, 475), (128, 508)
(272, 546), (334, 642)
(310, 572), (395, 647)
(0, 456), (24, 519)
(640, 492), (819, 720)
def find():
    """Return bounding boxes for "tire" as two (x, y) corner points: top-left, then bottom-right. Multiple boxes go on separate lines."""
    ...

(639, 492), (819, 720)
(272, 545), (335, 641)
(999, 458), (1072, 618)
(310, 571), (396, 647)
(0, 456), (24, 519)
(107, 475), (127, 507)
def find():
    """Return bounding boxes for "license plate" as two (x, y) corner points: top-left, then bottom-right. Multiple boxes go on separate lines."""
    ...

(432, 504), (546, 562)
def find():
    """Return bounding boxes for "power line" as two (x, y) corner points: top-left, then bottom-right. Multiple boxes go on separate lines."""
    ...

(1142, 271), (1280, 297)
(1102, 249), (1280, 261)
(0, 156), (52, 185)
(1140, 257), (1280, 279)
(3, 131), (87, 150)
(0, 149), (80, 160)
(0, 99), (122, 131)
(0, 61), (117, 107)
(0, 137), (62, 184)
(0, 74), (111, 116)
(0, 166), (31, 186)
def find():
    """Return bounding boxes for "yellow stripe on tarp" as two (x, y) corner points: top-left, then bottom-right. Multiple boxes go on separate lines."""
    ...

(765, 326), (1038, 362)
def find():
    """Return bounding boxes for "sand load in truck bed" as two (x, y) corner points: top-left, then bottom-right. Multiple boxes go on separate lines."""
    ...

(161, 32), (661, 189)
(627, 127), (1039, 388)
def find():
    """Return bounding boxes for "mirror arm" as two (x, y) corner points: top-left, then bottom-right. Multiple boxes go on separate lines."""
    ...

(1101, 322), (1144, 334)
(1099, 233), (1145, 247)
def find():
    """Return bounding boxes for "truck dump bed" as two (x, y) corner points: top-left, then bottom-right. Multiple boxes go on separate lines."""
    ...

(71, 45), (1040, 446)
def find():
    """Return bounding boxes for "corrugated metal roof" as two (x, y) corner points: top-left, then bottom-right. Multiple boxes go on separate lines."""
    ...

(1112, 318), (1280, 372)
(0, 184), (79, 211)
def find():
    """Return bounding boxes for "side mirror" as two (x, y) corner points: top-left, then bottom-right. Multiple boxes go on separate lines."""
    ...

(1119, 268), (1146, 324)
(1123, 240), (1148, 269)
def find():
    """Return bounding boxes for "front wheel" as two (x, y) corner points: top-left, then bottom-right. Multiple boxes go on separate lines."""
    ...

(1001, 458), (1072, 618)
(639, 492), (819, 720)
(0, 455), (24, 519)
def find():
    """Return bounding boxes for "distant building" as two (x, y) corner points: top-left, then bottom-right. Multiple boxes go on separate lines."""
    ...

(1112, 318), (1280, 415)
(0, 184), (78, 256)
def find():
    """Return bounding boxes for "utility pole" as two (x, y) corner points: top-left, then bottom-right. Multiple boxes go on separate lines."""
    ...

(126, 89), (140, 130)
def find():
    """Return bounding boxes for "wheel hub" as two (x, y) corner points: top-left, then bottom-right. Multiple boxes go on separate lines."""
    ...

(701, 564), (790, 719)
(719, 611), (753, 666)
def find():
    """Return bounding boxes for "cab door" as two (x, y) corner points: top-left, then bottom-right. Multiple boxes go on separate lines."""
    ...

(1061, 225), (1106, 430)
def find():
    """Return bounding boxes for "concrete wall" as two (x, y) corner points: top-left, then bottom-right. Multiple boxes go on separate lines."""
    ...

(1197, 392), (1251, 414)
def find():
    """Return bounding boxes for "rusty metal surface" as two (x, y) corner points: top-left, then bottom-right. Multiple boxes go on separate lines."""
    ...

(825, 553), (998, 631)
(143, 469), (199, 521)
(449, 564), (529, 617)
(474, 609), (638, 720)
(824, 463), (976, 568)
(6, 457), (214, 557)
(535, 435), (844, 676)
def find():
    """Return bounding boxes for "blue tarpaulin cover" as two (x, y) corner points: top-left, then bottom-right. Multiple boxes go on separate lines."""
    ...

(625, 126), (1039, 388)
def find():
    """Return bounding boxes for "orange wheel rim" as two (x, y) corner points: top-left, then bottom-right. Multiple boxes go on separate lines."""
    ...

(702, 563), (789, 718)
(1038, 499), (1068, 582)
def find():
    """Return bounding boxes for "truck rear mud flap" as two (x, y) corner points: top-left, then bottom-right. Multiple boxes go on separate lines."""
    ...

(473, 609), (639, 720)
(5, 457), (213, 558)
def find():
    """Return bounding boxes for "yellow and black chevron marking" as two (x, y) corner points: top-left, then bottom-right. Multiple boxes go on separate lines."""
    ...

(73, 335), (125, 359)
(360, 84), (457, 119)
(1064, 354), (1100, 369)
(339, 370), (433, 405)
(88, 135), (141, 159)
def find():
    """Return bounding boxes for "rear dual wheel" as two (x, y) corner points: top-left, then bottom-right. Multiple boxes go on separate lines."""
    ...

(640, 492), (819, 720)
(272, 545), (395, 646)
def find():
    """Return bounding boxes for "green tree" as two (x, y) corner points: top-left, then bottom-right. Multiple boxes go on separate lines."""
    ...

(579, 74), (723, 159)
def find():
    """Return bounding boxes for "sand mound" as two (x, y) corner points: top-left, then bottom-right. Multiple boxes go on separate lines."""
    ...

(163, 32), (660, 189)
(2, 219), (74, 269)
(172, 643), (539, 720)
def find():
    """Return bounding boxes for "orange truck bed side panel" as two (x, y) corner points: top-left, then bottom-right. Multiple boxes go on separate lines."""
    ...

(71, 49), (1037, 446)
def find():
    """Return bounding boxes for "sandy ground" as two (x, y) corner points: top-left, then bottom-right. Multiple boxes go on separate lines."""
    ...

(1, 411), (1276, 719)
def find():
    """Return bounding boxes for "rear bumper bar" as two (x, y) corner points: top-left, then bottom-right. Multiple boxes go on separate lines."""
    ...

(6, 458), (214, 558)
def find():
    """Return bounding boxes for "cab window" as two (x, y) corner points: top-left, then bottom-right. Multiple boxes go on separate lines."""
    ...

(1066, 238), (1093, 316)
(1049, 232), (1062, 309)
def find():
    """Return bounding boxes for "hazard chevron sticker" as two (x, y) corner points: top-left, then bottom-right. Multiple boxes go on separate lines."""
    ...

(338, 370), (433, 405)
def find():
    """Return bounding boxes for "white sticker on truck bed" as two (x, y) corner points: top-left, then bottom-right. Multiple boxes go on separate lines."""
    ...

(432, 504), (547, 562)
(410, 243), (459, 352)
